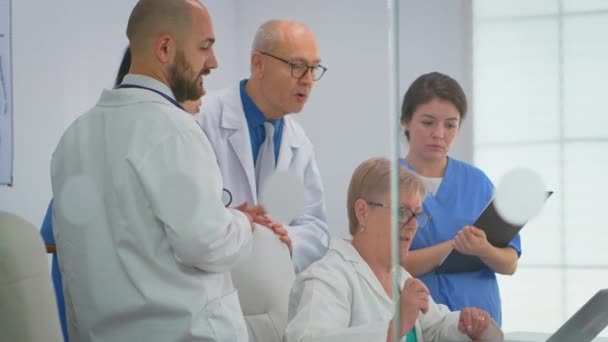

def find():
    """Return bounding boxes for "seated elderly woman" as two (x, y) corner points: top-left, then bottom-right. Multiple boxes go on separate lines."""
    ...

(285, 158), (503, 342)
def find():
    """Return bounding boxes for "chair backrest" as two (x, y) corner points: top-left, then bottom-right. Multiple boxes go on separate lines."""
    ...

(231, 224), (296, 342)
(0, 210), (63, 342)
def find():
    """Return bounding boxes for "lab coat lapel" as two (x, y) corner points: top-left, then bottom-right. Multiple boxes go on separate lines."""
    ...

(228, 129), (257, 198)
(353, 261), (394, 307)
(276, 117), (303, 171)
(334, 239), (394, 307)
(221, 88), (258, 200)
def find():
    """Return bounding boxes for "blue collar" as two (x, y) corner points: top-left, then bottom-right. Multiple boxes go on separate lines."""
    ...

(239, 79), (284, 164)
(240, 79), (268, 126)
(240, 79), (282, 132)
(400, 157), (455, 202)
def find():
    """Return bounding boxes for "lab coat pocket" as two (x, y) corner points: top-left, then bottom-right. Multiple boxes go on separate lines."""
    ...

(207, 289), (248, 342)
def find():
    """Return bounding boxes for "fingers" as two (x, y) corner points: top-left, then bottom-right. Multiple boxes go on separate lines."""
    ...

(467, 225), (485, 237)
(453, 231), (470, 253)
(270, 223), (286, 235)
(462, 228), (477, 244)
(234, 202), (267, 218)
(248, 204), (266, 217)
(463, 226), (488, 243)
(402, 279), (430, 314)
(234, 203), (254, 229)
(417, 292), (429, 314)
(280, 235), (293, 254)
(404, 278), (430, 294)
(249, 212), (291, 252)
(458, 308), (473, 335)
(253, 215), (272, 226)
(459, 308), (489, 339)
(235, 202), (249, 211)
(254, 217), (289, 237)
(273, 225), (289, 236)
(471, 311), (489, 339)
(454, 226), (488, 255)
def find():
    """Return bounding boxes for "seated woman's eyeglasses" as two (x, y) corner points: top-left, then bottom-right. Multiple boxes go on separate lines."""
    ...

(366, 201), (431, 228)
(258, 51), (327, 81)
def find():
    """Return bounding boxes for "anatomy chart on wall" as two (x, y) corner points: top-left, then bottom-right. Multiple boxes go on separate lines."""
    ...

(0, 0), (13, 186)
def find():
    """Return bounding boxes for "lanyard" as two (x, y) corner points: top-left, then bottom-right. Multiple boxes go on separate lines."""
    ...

(117, 84), (185, 111)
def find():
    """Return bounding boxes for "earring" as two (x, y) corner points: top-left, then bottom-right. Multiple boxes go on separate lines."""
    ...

(358, 225), (366, 233)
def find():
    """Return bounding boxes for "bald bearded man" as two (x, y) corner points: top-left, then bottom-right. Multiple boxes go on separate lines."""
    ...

(50, 1), (257, 341)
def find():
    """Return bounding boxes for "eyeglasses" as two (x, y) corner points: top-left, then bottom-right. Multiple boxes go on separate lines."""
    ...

(258, 51), (327, 81)
(366, 201), (430, 228)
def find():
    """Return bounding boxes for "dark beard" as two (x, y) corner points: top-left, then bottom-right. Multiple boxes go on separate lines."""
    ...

(168, 52), (207, 103)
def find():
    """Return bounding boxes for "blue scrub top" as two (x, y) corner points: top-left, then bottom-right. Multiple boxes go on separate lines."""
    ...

(41, 199), (68, 341)
(401, 157), (522, 326)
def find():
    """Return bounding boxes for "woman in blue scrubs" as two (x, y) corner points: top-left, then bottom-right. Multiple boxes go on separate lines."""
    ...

(399, 72), (520, 326)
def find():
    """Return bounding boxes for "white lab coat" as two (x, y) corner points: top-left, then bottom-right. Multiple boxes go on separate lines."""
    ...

(285, 238), (504, 342)
(196, 84), (329, 273)
(51, 75), (253, 342)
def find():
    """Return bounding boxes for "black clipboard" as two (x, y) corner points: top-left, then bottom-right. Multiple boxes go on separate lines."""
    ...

(434, 191), (553, 274)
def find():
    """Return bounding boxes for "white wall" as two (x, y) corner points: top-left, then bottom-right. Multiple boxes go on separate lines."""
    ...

(399, 0), (473, 162)
(0, 0), (472, 240)
(0, 0), (138, 225)
(202, 0), (239, 90)
(0, 0), (238, 227)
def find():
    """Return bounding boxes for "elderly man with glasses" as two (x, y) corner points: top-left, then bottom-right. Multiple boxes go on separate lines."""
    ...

(196, 19), (329, 274)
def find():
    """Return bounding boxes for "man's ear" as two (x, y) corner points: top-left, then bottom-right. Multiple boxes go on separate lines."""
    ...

(251, 52), (264, 79)
(154, 34), (175, 65)
(354, 198), (369, 228)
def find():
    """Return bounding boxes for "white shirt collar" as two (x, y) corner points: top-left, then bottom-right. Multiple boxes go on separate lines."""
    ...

(121, 74), (176, 101)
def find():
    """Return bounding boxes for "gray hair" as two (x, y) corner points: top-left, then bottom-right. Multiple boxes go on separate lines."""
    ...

(251, 19), (311, 53)
(252, 19), (282, 53)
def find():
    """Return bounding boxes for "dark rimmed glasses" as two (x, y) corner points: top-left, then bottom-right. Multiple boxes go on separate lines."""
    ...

(366, 201), (430, 228)
(258, 51), (327, 81)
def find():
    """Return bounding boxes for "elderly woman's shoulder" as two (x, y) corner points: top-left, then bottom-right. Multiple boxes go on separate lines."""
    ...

(296, 238), (358, 282)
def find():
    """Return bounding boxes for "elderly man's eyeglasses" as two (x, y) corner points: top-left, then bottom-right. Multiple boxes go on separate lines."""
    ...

(258, 51), (327, 81)
(366, 201), (430, 228)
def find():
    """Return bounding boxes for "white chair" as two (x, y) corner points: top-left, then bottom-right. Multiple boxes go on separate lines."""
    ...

(231, 224), (296, 342)
(0, 210), (63, 342)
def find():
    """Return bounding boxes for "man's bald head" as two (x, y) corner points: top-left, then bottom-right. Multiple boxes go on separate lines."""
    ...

(251, 20), (314, 54)
(125, 0), (218, 103)
(247, 19), (320, 119)
(126, 0), (204, 51)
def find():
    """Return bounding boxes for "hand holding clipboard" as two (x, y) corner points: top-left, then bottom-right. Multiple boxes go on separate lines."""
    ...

(435, 191), (553, 274)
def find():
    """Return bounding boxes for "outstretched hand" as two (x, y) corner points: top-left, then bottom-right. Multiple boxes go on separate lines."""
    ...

(234, 202), (267, 231)
(255, 215), (293, 254)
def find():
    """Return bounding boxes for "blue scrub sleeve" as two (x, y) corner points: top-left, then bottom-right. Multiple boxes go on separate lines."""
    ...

(40, 199), (55, 244)
(508, 233), (522, 257)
